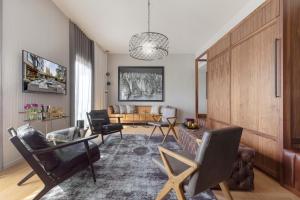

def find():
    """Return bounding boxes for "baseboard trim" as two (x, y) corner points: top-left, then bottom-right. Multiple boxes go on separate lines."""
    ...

(3, 157), (24, 170)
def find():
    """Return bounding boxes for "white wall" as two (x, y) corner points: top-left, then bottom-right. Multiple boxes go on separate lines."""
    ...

(198, 65), (207, 114)
(107, 54), (195, 122)
(0, 0), (3, 170)
(94, 43), (108, 110)
(2, 0), (69, 169)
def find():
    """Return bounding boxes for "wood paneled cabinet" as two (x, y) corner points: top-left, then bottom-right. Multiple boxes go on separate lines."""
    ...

(205, 0), (300, 181)
(231, 22), (281, 139)
(207, 50), (230, 124)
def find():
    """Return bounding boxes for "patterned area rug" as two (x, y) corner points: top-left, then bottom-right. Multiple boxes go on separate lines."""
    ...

(42, 134), (216, 200)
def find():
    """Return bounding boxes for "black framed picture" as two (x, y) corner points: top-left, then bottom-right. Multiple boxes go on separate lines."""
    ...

(118, 66), (164, 102)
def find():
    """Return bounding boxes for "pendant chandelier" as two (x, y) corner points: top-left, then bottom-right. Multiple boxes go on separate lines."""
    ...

(129, 0), (169, 61)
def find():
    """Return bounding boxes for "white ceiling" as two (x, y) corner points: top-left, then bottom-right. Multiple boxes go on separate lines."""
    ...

(52, 0), (264, 55)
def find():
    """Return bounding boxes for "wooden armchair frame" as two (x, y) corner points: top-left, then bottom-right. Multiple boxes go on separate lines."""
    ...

(156, 146), (234, 200)
(8, 128), (98, 200)
(148, 115), (178, 144)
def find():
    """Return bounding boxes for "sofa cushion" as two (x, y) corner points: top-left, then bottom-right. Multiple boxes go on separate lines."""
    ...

(52, 141), (100, 177)
(126, 105), (136, 114)
(17, 126), (61, 172)
(119, 105), (127, 114)
(150, 105), (160, 115)
(113, 105), (120, 114)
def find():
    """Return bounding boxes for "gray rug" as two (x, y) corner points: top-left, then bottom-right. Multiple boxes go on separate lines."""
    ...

(42, 134), (216, 200)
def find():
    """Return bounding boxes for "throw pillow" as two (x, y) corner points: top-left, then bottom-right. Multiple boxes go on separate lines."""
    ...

(150, 105), (160, 115)
(126, 105), (136, 114)
(113, 105), (120, 114)
(17, 126), (61, 171)
(161, 107), (176, 123)
(119, 105), (127, 114)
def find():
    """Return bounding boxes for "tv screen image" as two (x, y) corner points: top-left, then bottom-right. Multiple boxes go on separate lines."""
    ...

(22, 50), (67, 94)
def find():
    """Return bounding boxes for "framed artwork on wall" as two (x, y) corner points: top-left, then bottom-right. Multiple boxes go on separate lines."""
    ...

(118, 66), (164, 102)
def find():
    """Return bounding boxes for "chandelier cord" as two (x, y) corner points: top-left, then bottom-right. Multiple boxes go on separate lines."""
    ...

(148, 0), (150, 32)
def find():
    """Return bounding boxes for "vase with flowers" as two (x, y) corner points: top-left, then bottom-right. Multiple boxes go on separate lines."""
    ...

(24, 103), (39, 120)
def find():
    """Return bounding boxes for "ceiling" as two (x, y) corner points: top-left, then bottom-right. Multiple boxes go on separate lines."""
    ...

(52, 0), (263, 55)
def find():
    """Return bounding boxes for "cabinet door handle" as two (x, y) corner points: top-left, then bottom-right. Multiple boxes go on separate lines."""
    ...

(275, 38), (281, 98)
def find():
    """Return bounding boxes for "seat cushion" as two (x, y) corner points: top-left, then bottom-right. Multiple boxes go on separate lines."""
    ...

(51, 141), (100, 177)
(102, 123), (123, 133)
(148, 122), (169, 127)
(152, 150), (195, 176)
(17, 125), (61, 172)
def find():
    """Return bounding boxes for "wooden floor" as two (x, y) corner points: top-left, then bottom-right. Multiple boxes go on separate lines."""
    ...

(0, 126), (299, 200)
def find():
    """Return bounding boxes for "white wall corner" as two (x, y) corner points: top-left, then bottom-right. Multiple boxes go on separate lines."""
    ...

(195, 0), (265, 57)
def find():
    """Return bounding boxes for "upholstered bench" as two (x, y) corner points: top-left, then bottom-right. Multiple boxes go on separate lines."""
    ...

(177, 125), (255, 191)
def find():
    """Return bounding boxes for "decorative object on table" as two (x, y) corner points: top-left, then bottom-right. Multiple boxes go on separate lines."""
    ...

(148, 106), (177, 144)
(49, 106), (64, 118)
(152, 127), (243, 200)
(41, 134), (216, 200)
(87, 110), (123, 144)
(118, 66), (164, 101)
(177, 124), (255, 191)
(76, 120), (85, 129)
(129, 0), (168, 61)
(24, 103), (39, 120)
(184, 118), (199, 130)
(8, 125), (99, 200)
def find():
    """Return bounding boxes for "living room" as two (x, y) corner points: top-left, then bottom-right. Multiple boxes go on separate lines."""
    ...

(1, 0), (300, 200)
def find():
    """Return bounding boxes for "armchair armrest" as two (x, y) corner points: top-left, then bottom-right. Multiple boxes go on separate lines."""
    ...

(158, 146), (198, 169)
(152, 114), (162, 122)
(166, 117), (177, 125)
(31, 135), (98, 155)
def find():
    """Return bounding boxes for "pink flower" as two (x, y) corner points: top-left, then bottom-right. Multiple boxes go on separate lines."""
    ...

(31, 103), (38, 108)
(24, 104), (31, 110)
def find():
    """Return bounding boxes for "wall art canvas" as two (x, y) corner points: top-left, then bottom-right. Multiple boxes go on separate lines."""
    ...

(118, 66), (164, 101)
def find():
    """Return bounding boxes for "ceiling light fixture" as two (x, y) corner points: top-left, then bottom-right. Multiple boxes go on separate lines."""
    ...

(129, 0), (169, 61)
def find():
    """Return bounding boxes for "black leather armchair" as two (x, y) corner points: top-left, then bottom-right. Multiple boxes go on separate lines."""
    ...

(87, 110), (123, 144)
(8, 126), (100, 200)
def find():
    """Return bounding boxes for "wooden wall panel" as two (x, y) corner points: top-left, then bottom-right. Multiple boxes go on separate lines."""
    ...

(231, 22), (280, 139)
(207, 51), (230, 124)
(282, 0), (300, 148)
(231, 0), (280, 45)
(207, 34), (230, 60)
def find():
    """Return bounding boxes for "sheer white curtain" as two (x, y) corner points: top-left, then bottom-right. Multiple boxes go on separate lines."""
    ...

(74, 55), (92, 126)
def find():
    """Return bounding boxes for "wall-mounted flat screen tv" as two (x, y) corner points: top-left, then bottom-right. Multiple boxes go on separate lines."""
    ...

(22, 50), (67, 94)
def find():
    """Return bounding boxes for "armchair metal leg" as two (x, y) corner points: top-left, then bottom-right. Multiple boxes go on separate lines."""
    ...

(84, 141), (96, 183)
(17, 170), (35, 186)
(101, 134), (104, 144)
(158, 127), (165, 136)
(219, 182), (234, 200)
(33, 186), (51, 200)
(120, 130), (123, 139)
(148, 126), (157, 140)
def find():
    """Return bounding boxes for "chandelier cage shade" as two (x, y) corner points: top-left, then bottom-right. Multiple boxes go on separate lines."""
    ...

(129, 0), (169, 61)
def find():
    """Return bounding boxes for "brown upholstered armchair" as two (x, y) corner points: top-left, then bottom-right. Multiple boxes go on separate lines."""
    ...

(152, 127), (243, 200)
(8, 126), (100, 200)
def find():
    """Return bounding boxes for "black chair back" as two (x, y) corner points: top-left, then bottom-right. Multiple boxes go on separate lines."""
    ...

(87, 110), (110, 132)
(7, 128), (53, 184)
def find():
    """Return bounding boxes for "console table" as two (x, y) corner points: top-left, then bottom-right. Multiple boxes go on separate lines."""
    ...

(177, 124), (255, 191)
